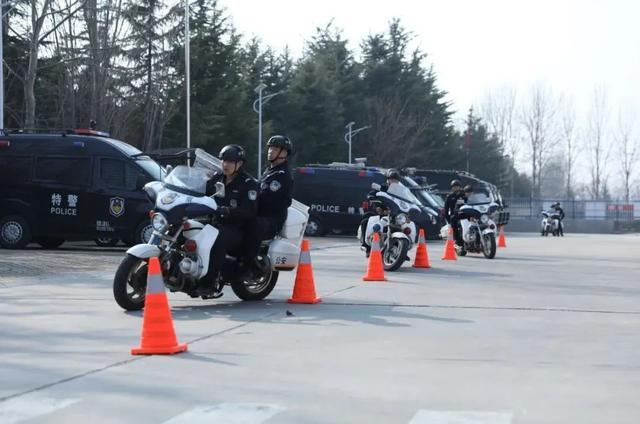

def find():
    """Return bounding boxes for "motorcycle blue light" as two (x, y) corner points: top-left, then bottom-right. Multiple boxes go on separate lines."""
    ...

(373, 224), (381, 232)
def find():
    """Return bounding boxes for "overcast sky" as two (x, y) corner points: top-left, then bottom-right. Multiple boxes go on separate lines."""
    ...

(221, 0), (639, 120)
(219, 0), (640, 193)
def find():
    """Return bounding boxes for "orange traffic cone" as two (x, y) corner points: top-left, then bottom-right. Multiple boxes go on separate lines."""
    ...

(412, 228), (431, 268)
(498, 226), (507, 248)
(131, 257), (187, 355)
(363, 232), (387, 281)
(441, 226), (457, 261)
(288, 240), (321, 304)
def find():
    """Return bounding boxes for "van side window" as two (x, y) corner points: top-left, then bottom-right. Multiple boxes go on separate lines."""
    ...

(100, 158), (137, 190)
(35, 156), (91, 186)
(0, 155), (32, 182)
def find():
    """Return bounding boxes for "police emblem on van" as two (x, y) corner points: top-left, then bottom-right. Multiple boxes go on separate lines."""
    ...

(109, 197), (125, 217)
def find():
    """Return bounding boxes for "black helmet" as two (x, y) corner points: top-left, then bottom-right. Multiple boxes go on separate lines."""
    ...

(463, 185), (473, 193)
(552, 202), (560, 208)
(450, 179), (462, 188)
(385, 168), (401, 180)
(219, 144), (246, 163)
(267, 135), (293, 155)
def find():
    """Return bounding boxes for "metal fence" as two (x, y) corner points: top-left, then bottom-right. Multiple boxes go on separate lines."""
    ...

(505, 198), (640, 220)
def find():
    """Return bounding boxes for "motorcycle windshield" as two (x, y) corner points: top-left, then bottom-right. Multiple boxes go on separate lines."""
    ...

(466, 193), (491, 205)
(164, 165), (210, 196)
(193, 148), (223, 174)
(387, 182), (421, 205)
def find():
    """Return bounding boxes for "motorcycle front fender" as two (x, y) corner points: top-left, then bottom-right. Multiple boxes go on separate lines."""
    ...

(126, 244), (161, 259)
(482, 220), (496, 235)
(391, 232), (413, 248)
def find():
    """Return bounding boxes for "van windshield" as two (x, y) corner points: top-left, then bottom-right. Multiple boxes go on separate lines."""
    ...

(403, 176), (444, 208)
(135, 157), (165, 181)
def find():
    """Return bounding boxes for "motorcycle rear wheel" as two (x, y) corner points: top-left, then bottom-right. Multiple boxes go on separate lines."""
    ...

(231, 270), (279, 301)
(113, 254), (148, 311)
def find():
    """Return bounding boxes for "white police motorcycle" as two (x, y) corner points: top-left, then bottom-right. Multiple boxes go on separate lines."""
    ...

(445, 192), (499, 259)
(540, 209), (561, 236)
(357, 182), (421, 271)
(113, 148), (309, 311)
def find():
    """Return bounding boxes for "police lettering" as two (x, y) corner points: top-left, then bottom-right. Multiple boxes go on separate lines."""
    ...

(311, 204), (340, 213)
(50, 207), (77, 216)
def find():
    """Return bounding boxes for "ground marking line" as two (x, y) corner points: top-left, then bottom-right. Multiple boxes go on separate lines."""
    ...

(0, 396), (81, 423)
(409, 410), (513, 424)
(163, 403), (286, 424)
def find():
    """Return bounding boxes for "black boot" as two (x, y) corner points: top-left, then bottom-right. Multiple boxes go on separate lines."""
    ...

(198, 276), (224, 299)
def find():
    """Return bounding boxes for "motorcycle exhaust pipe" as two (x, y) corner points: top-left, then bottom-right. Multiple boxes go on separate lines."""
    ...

(179, 258), (199, 275)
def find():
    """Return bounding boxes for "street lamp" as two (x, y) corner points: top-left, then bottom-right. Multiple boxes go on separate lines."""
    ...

(184, 0), (191, 164)
(253, 83), (284, 175)
(344, 121), (369, 164)
(1, 0), (19, 130)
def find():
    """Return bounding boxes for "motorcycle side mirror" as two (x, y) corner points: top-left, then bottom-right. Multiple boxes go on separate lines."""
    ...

(212, 181), (225, 198)
(371, 183), (382, 191)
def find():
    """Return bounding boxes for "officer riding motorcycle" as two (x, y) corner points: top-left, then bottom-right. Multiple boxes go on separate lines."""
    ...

(357, 169), (421, 271)
(112, 147), (309, 311)
(444, 179), (465, 250)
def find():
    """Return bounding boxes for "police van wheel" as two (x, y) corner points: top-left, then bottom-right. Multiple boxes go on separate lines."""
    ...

(124, 221), (153, 246)
(37, 237), (65, 249)
(0, 215), (32, 249)
(95, 237), (119, 247)
(304, 217), (326, 237)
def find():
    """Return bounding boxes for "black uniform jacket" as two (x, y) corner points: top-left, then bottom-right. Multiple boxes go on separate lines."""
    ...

(258, 162), (293, 228)
(444, 192), (465, 223)
(206, 170), (259, 225)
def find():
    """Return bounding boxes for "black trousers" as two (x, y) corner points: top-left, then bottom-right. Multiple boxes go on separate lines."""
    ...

(242, 217), (281, 262)
(203, 224), (243, 285)
(449, 215), (463, 245)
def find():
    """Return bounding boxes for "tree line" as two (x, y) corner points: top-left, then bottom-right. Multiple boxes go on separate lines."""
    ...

(5, 0), (582, 199)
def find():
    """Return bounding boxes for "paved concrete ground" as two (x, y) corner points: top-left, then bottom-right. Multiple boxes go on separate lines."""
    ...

(0, 233), (639, 423)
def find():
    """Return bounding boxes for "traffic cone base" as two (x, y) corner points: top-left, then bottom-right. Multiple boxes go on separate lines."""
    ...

(363, 232), (387, 281)
(412, 228), (431, 268)
(131, 257), (188, 355)
(441, 226), (457, 261)
(288, 240), (322, 304)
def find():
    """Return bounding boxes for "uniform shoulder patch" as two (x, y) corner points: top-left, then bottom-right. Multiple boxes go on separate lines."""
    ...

(270, 180), (282, 192)
(248, 190), (257, 200)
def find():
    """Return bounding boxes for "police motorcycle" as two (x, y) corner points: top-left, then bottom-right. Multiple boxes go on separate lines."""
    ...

(113, 148), (309, 311)
(452, 192), (499, 259)
(540, 209), (561, 236)
(357, 182), (427, 271)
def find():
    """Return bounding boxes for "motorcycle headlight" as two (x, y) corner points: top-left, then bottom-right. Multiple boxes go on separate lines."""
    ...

(152, 213), (169, 232)
(161, 193), (178, 205)
(480, 214), (489, 224)
(395, 213), (408, 225)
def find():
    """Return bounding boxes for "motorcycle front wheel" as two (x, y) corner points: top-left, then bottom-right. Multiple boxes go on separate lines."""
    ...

(113, 254), (149, 311)
(383, 238), (409, 271)
(482, 233), (497, 259)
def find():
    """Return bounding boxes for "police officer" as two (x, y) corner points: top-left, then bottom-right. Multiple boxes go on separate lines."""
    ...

(201, 144), (259, 297)
(444, 179), (465, 247)
(241, 135), (294, 277)
(552, 201), (565, 235)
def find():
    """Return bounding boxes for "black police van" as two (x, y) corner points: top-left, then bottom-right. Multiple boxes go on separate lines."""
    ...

(0, 129), (164, 249)
(292, 163), (442, 238)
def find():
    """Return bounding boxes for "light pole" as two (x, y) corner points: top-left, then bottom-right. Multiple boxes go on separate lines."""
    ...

(1, 0), (19, 130)
(184, 0), (191, 164)
(344, 121), (369, 164)
(253, 84), (284, 175)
